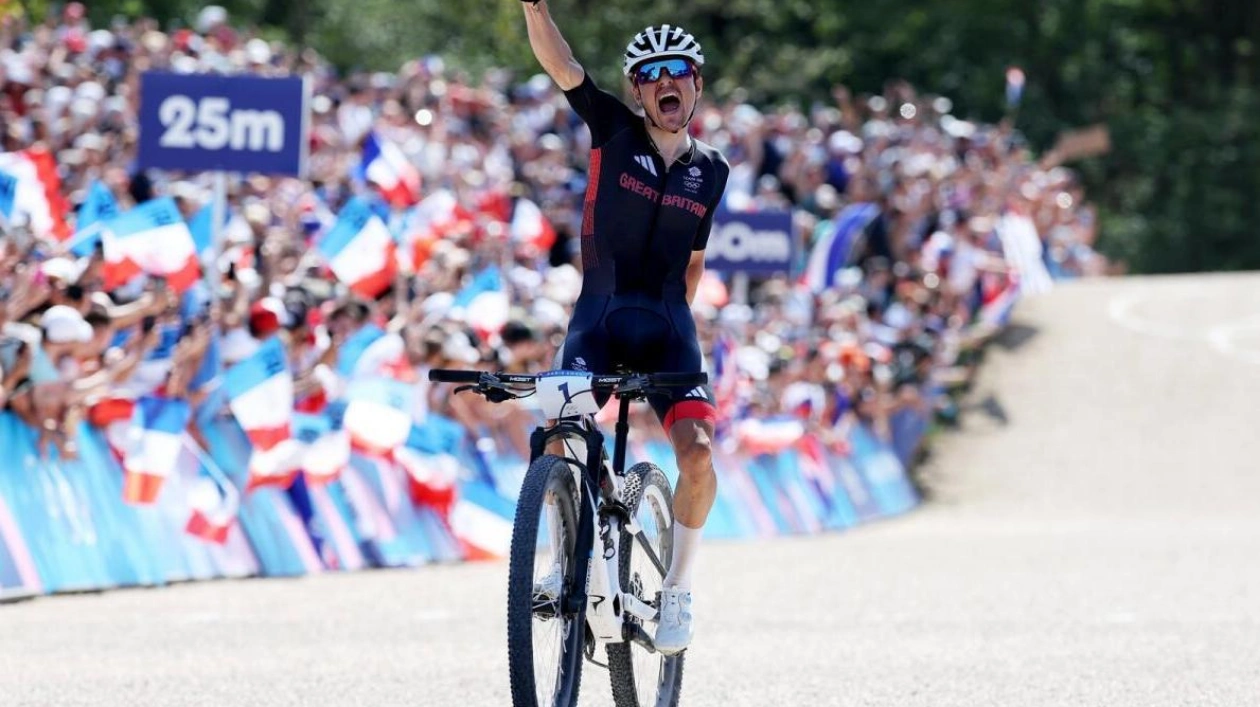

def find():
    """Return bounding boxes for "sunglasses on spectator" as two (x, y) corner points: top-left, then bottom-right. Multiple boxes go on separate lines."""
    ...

(633, 59), (696, 85)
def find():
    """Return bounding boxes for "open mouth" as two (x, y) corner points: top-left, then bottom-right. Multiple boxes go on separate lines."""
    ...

(658, 94), (682, 115)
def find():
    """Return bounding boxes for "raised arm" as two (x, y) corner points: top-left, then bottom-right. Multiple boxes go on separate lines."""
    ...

(521, 0), (585, 90)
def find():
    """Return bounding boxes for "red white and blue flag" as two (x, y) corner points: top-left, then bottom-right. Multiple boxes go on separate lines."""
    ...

(225, 337), (300, 489)
(66, 180), (121, 257)
(343, 377), (413, 457)
(318, 197), (398, 299)
(0, 147), (71, 241)
(358, 132), (421, 207)
(735, 416), (806, 457)
(509, 197), (557, 252)
(450, 480), (514, 560)
(394, 425), (460, 517)
(293, 412), (350, 485)
(395, 189), (473, 272)
(100, 197), (201, 292)
(184, 475), (240, 544)
(122, 396), (192, 505)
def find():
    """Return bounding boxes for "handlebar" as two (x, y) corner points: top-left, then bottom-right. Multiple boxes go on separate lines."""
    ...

(428, 369), (708, 402)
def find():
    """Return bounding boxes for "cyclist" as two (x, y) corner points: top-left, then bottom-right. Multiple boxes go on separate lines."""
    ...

(520, 0), (729, 655)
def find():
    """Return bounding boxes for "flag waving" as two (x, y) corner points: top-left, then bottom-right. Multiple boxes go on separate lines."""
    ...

(101, 197), (201, 292)
(67, 181), (121, 257)
(184, 476), (240, 544)
(122, 397), (192, 504)
(0, 148), (71, 240)
(358, 132), (422, 207)
(225, 337), (300, 489)
(318, 197), (398, 299)
(509, 197), (557, 252)
(343, 377), (413, 457)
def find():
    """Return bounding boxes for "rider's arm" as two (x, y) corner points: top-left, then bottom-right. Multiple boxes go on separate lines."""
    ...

(522, 0), (584, 91)
(685, 250), (706, 306)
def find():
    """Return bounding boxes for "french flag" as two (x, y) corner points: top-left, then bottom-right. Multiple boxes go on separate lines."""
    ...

(451, 480), (514, 561)
(0, 147), (71, 241)
(88, 396), (137, 462)
(359, 132), (421, 207)
(396, 189), (473, 272)
(979, 276), (1020, 328)
(335, 323), (385, 378)
(225, 337), (298, 488)
(100, 197), (201, 292)
(509, 197), (557, 252)
(735, 416), (806, 457)
(122, 396), (192, 505)
(343, 377), (413, 457)
(184, 475), (239, 544)
(67, 180), (121, 257)
(187, 201), (231, 259)
(293, 412), (350, 485)
(394, 425), (460, 517)
(318, 197), (398, 299)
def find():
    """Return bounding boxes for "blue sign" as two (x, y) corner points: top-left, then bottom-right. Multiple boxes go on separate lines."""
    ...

(705, 209), (794, 274)
(138, 72), (309, 176)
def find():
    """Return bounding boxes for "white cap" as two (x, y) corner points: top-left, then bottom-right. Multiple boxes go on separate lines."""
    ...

(41, 305), (93, 344)
(41, 257), (85, 284)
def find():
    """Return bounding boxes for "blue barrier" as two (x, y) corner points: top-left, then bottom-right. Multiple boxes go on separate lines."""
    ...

(0, 407), (925, 600)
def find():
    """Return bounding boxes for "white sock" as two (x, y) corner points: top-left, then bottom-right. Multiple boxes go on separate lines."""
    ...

(663, 522), (702, 591)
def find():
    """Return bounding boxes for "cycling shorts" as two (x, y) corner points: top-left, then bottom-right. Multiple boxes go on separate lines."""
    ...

(556, 293), (716, 433)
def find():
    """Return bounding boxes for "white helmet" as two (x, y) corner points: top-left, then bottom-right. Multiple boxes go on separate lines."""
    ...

(622, 24), (705, 77)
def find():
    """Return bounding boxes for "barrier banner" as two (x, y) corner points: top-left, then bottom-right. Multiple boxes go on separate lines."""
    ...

(0, 404), (923, 598)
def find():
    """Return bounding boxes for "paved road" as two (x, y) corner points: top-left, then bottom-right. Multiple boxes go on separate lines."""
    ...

(4, 274), (1260, 706)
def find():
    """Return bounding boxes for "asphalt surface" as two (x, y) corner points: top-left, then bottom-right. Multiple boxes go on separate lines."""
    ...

(4, 273), (1260, 706)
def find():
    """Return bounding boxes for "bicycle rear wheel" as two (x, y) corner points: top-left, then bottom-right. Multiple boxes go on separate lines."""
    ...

(608, 462), (685, 707)
(507, 454), (586, 707)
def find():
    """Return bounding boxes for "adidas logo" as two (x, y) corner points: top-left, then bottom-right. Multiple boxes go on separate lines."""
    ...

(686, 386), (708, 400)
(634, 155), (658, 177)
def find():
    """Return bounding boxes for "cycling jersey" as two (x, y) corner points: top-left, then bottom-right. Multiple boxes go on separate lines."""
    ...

(564, 73), (730, 301)
(557, 73), (729, 431)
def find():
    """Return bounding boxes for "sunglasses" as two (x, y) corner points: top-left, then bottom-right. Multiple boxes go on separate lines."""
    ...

(632, 58), (696, 85)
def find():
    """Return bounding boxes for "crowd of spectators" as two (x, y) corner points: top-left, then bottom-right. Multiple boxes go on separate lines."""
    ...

(0, 5), (1108, 464)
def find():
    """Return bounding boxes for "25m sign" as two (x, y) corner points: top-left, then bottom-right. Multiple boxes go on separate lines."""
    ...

(138, 72), (310, 177)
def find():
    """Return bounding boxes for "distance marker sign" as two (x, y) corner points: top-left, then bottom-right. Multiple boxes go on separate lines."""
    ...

(138, 72), (310, 177)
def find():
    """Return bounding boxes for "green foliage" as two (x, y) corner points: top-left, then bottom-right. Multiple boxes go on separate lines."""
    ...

(76, 0), (1260, 272)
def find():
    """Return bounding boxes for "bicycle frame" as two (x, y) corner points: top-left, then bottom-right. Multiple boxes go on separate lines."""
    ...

(526, 395), (662, 650)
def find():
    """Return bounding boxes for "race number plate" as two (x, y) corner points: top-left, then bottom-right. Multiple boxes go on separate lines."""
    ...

(536, 371), (601, 418)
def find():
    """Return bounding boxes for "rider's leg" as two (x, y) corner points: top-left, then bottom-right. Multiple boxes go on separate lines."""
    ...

(664, 414), (717, 589)
(652, 410), (715, 654)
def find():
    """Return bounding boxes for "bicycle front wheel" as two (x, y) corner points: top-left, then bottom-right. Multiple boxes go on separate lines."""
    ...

(608, 462), (685, 707)
(507, 454), (586, 707)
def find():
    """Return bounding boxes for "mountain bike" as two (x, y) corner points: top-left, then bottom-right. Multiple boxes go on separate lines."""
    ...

(429, 368), (708, 707)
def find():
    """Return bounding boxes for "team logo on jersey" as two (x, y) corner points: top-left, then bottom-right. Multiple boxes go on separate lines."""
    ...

(683, 166), (703, 193)
(634, 155), (658, 177)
